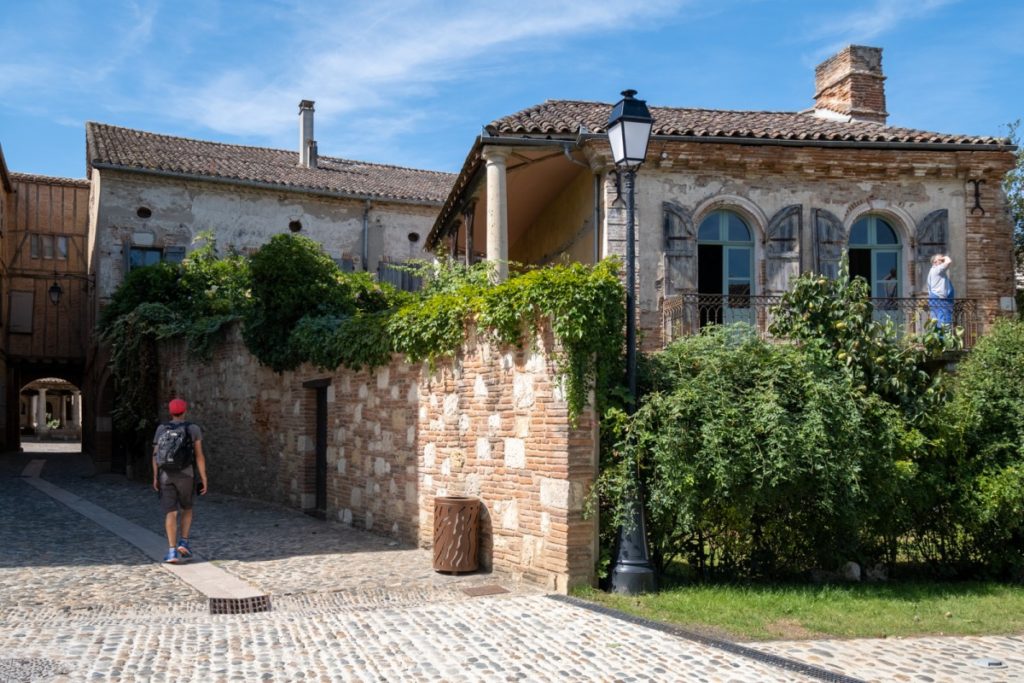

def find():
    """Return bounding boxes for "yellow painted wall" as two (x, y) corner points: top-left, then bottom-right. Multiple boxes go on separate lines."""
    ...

(512, 170), (595, 265)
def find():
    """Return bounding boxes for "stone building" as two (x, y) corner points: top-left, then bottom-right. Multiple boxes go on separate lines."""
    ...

(82, 101), (455, 471)
(427, 46), (1018, 346)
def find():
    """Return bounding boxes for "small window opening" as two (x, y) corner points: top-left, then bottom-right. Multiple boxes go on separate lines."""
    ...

(136, 207), (152, 219)
(407, 232), (420, 243)
(288, 220), (302, 233)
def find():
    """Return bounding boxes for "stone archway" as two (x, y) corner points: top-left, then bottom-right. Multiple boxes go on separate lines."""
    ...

(20, 377), (83, 443)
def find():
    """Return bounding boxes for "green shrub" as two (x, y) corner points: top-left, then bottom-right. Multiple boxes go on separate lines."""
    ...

(597, 327), (916, 579)
(242, 234), (356, 371)
(944, 320), (1024, 576)
(98, 262), (181, 331)
(769, 266), (955, 422)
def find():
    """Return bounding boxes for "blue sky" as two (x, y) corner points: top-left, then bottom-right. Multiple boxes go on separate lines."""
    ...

(1, 0), (1021, 179)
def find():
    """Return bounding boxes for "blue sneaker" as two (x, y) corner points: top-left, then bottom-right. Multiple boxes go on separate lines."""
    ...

(176, 539), (192, 560)
(164, 548), (180, 564)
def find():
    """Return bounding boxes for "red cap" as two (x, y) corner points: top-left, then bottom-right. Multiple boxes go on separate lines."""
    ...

(169, 398), (188, 416)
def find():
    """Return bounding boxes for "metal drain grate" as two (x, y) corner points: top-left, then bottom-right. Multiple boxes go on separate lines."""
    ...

(970, 657), (1007, 669)
(0, 658), (70, 681)
(462, 584), (510, 597)
(209, 595), (272, 615)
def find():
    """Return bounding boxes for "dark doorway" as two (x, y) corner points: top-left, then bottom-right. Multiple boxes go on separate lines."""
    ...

(698, 243), (724, 326)
(849, 248), (871, 285)
(302, 378), (330, 519)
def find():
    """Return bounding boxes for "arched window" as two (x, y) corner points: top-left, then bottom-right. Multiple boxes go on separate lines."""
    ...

(848, 215), (900, 301)
(697, 210), (753, 326)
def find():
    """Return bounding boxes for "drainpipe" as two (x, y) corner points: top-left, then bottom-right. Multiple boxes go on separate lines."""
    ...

(593, 172), (602, 264)
(362, 200), (371, 272)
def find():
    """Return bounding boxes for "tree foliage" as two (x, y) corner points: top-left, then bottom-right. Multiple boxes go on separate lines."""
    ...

(1005, 120), (1024, 316)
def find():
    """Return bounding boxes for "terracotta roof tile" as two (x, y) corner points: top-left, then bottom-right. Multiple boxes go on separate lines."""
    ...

(9, 172), (90, 188)
(86, 122), (455, 204)
(487, 100), (1009, 146)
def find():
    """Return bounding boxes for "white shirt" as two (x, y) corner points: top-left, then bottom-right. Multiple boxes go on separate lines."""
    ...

(927, 261), (951, 298)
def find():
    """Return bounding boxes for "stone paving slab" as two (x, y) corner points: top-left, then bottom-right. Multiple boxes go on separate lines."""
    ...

(0, 594), (817, 682)
(751, 636), (1024, 683)
(4, 446), (1023, 682)
(23, 464), (266, 602)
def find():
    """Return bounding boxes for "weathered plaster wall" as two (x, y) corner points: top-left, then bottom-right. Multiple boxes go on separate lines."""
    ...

(157, 323), (598, 592)
(91, 170), (439, 302)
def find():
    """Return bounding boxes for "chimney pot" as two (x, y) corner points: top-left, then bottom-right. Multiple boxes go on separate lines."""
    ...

(299, 99), (315, 167)
(813, 45), (888, 124)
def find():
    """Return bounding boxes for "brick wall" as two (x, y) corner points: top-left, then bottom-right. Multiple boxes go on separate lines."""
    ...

(158, 323), (598, 592)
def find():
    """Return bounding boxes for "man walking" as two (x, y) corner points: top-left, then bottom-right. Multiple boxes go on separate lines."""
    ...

(927, 254), (955, 328)
(152, 398), (208, 564)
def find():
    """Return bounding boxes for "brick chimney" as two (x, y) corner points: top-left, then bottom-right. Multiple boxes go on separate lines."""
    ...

(298, 99), (318, 168)
(813, 46), (887, 124)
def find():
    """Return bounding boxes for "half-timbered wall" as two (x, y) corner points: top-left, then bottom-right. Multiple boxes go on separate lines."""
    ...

(4, 175), (91, 362)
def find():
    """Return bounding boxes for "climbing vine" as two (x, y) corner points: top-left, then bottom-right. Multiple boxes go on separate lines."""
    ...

(102, 235), (627, 465)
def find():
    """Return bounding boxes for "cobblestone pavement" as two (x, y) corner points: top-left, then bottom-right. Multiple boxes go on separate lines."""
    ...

(1, 446), (1021, 682)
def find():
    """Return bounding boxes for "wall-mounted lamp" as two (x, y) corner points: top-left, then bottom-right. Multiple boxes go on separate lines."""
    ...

(48, 280), (63, 306)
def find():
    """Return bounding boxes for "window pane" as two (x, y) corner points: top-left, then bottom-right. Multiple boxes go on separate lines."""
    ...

(42, 235), (54, 259)
(30, 235), (40, 259)
(875, 250), (898, 275)
(698, 215), (720, 241)
(56, 237), (68, 260)
(163, 246), (186, 264)
(875, 219), (898, 244)
(727, 214), (751, 242)
(728, 282), (751, 307)
(849, 220), (869, 245)
(129, 247), (163, 270)
(727, 247), (750, 279)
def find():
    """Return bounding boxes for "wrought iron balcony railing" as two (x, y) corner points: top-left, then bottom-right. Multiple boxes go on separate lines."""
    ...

(663, 293), (984, 349)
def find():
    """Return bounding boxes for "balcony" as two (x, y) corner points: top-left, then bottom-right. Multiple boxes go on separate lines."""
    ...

(663, 293), (985, 350)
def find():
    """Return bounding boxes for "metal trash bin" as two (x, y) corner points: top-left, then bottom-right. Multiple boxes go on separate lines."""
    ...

(433, 496), (480, 573)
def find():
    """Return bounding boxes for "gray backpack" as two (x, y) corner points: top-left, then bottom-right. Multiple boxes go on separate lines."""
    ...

(155, 422), (194, 472)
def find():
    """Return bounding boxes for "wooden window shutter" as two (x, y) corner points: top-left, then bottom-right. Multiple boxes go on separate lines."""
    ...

(765, 205), (802, 294)
(662, 201), (696, 293)
(813, 209), (845, 279)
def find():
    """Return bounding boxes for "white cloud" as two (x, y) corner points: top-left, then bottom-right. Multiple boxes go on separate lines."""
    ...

(155, 0), (688, 141)
(805, 0), (959, 59)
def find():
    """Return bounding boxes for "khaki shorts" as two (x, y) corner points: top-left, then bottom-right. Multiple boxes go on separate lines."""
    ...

(159, 469), (195, 514)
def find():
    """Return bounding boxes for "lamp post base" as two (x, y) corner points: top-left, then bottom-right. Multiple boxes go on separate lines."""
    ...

(609, 497), (656, 595)
(611, 563), (656, 594)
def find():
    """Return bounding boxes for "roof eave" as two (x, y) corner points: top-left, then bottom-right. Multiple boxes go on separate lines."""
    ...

(89, 163), (448, 207)
(425, 136), (587, 249)
(0, 143), (12, 193)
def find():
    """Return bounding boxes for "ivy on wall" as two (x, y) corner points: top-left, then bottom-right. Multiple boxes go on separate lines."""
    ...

(101, 234), (627, 466)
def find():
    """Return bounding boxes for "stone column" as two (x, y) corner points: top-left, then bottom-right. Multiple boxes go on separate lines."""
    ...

(483, 148), (509, 283)
(59, 393), (67, 428)
(36, 388), (48, 434)
(30, 395), (38, 429)
(71, 391), (82, 428)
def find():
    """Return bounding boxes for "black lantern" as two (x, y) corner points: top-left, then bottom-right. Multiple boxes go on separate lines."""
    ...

(607, 89), (656, 596)
(606, 90), (654, 168)
(48, 280), (63, 305)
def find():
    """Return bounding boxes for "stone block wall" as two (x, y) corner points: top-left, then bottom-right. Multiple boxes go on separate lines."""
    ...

(158, 323), (598, 592)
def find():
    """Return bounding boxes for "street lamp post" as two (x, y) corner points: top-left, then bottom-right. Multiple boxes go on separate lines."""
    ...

(607, 89), (657, 595)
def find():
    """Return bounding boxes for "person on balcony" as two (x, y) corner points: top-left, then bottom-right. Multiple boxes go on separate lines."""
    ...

(882, 268), (898, 310)
(927, 254), (954, 328)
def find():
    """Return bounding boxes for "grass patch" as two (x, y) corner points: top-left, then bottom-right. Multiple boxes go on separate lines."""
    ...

(573, 581), (1024, 641)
